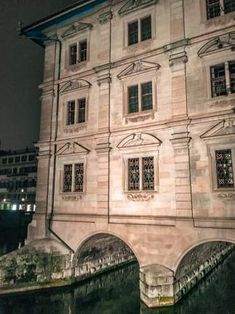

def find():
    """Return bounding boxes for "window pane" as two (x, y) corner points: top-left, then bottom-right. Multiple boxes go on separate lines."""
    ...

(69, 44), (77, 65)
(79, 40), (87, 62)
(67, 101), (75, 125)
(211, 64), (226, 97)
(74, 163), (84, 192)
(206, 0), (220, 19)
(128, 85), (139, 113)
(141, 16), (151, 41)
(215, 149), (234, 188)
(128, 21), (138, 45)
(142, 157), (154, 190)
(63, 164), (72, 192)
(128, 158), (139, 190)
(77, 98), (86, 123)
(224, 0), (235, 13)
(141, 82), (152, 111)
(229, 61), (235, 93)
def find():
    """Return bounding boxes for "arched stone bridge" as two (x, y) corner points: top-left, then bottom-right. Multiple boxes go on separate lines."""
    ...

(43, 218), (235, 307)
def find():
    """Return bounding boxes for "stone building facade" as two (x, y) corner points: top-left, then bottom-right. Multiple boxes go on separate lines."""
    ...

(20, 0), (235, 307)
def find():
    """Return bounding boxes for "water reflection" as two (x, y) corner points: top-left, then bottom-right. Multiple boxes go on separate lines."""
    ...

(0, 251), (235, 314)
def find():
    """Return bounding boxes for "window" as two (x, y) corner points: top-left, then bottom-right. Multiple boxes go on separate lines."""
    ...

(63, 163), (84, 193)
(128, 16), (151, 46)
(8, 157), (13, 164)
(215, 149), (234, 188)
(128, 157), (154, 191)
(69, 40), (87, 65)
(21, 155), (27, 162)
(15, 156), (20, 163)
(206, 0), (235, 19)
(210, 61), (235, 97)
(128, 82), (152, 113)
(2, 158), (7, 164)
(66, 98), (86, 126)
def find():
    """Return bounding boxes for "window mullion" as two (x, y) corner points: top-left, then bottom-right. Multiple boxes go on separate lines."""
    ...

(220, 0), (225, 15)
(72, 164), (75, 192)
(225, 61), (230, 94)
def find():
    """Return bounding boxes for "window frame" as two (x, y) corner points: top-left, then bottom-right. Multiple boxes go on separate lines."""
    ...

(127, 80), (154, 115)
(127, 15), (152, 46)
(206, 0), (235, 19)
(60, 160), (86, 195)
(209, 144), (235, 192)
(65, 97), (87, 126)
(210, 60), (235, 97)
(68, 39), (88, 66)
(123, 150), (159, 194)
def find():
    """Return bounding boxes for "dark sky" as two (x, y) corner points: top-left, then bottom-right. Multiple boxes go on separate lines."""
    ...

(0, 0), (78, 150)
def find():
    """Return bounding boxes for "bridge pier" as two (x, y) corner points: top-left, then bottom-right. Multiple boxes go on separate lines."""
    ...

(140, 264), (174, 308)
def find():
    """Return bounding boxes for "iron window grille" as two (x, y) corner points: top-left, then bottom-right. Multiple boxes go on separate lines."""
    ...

(128, 82), (153, 113)
(128, 157), (154, 191)
(128, 15), (151, 46)
(66, 98), (86, 126)
(69, 40), (87, 65)
(206, 0), (235, 19)
(210, 61), (235, 97)
(215, 149), (234, 188)
(63, 163), (84, 193)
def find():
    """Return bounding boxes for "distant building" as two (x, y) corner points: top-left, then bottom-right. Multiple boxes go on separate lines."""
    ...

(0, 148), (37, 211)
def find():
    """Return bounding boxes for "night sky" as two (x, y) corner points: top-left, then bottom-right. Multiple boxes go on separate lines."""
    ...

(0, 0), (78, 150)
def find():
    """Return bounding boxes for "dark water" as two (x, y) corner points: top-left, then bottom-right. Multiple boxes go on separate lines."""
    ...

(0, 251), (235, 314)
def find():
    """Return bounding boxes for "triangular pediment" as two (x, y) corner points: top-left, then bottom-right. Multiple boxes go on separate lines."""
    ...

(57, 142), (90, 156)
(118, 0), (158, 16)
(198, 32), (235, 57)
(118, 133), (161, 149)
(61, 22), (93, 38)
(200, 119), (235, 140)
(60, 79), (91, 94)
(117, 60), (160, 79)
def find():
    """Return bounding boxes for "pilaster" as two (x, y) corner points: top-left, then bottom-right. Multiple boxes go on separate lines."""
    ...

(170, 124), (192, 218)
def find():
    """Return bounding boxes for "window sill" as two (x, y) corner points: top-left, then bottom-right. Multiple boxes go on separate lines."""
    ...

(67, 61), (88, 72)
(124, 38), (153, 51)
(63, 123), (87, 133)
(61, 192), (83, 201)
(208, 92), (235, 107)
(124, 110), (155, 123)
(214, 190), (235, 200)
(125, 190), (156, 201)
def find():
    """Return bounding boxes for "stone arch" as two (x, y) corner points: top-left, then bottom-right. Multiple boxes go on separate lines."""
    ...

(173, 239), (235, 303)
(174, 238), (235, 272)
(72, 231), (139, 278)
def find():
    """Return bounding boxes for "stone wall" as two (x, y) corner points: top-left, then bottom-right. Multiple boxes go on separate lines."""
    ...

(0, 239), (73, 295)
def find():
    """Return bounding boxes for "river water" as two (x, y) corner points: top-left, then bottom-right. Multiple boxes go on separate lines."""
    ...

(0, 250), (235, 314)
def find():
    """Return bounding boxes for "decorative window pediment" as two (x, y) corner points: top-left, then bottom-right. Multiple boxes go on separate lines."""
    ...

(60, 79), (91, 94)
(198, 32), (235, 57)
(118, 0), (158, 16)
(61, 22), (93, 39)
(117, 132), (161, 149)
(200, 119), (235, 141)
(57, 142), (90, 156)
(117, 60), (160, 79)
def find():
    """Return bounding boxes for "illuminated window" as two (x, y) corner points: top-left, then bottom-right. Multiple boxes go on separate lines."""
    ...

(63, 163), (84, 193)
